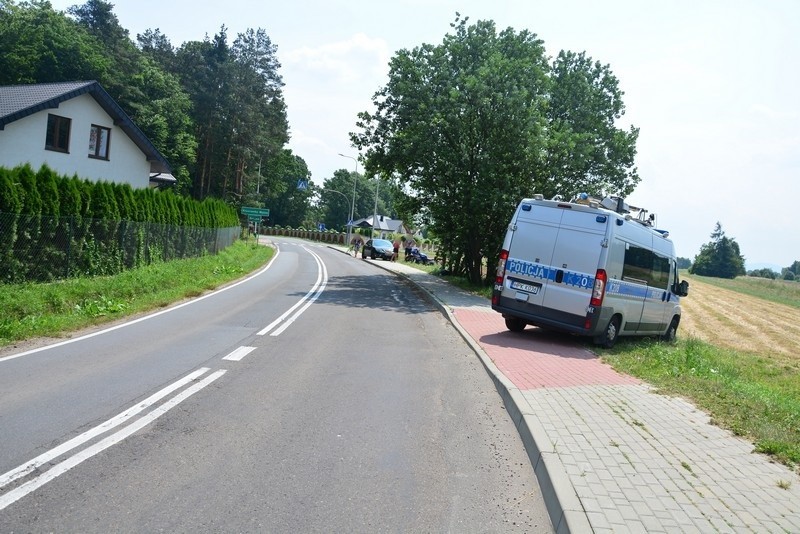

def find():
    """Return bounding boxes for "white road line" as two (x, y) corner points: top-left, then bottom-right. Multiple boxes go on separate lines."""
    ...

(0, 368), (210, 490)
(257, 246), (328, 337)
(222, 346), (256, 361)
(0, 369), (227, 511)
(270, 248), (328, 337)
(0, 246), (281, 363)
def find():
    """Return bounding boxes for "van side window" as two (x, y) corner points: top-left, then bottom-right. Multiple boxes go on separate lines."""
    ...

(651, 255), (671, 290)
(622, 245), (670, 289)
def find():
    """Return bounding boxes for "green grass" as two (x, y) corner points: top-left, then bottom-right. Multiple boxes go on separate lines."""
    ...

(0, 240), (273, 348)
(682, 271), (800, 309)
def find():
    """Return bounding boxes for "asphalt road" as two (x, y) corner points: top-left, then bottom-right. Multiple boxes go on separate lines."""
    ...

(0, 239), (552, 532)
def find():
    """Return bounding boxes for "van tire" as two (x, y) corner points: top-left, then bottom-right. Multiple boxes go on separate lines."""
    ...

(661, 317), (679, 343)
(595, 316), (620, 349)
(505, 317), (526, 332)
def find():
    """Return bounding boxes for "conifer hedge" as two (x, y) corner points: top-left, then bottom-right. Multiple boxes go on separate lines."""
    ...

(0, 164), (240, 283)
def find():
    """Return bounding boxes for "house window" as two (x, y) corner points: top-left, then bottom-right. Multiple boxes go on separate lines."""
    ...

(45, 114), (71, 152)
(88, 124), (111, 160)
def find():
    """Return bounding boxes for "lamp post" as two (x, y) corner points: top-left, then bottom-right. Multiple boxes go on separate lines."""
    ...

(338, 153), (358, 246)
(373, 178), (379, 238)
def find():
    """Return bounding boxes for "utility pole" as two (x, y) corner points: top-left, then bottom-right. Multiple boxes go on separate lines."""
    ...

(338, 153), (358, 246)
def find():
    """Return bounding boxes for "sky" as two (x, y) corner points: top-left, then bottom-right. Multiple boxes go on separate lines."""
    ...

(49, 0), (800, 269)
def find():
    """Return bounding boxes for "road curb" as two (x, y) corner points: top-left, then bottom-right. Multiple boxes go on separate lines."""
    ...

(336, 245), (588, 533)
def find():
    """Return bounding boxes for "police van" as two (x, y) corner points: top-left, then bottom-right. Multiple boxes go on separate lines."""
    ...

(491, 194), (689, 348)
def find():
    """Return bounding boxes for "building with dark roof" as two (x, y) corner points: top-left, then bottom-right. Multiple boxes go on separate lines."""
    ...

(0, 81), (174, 188)
(353, 215), (408, 238)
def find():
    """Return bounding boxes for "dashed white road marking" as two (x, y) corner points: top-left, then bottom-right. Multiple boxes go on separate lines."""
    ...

(222, 346), (256, 361)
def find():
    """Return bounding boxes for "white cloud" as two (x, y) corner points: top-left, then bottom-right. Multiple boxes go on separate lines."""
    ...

(283, 33), (391, 84)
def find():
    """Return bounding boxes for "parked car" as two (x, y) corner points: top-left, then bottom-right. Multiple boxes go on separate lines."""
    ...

(362, 239), (394, 260)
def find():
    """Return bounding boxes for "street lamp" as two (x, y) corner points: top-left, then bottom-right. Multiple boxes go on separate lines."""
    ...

(373, 177), (379, 238)
(338, 153), (358, 246)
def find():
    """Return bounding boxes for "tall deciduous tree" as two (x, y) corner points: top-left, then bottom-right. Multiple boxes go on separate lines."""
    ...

(544, 51), (640, 199)
(689, 222), (746, 279)
(351, 15), (639, 284)
(0, 0), (110, 84)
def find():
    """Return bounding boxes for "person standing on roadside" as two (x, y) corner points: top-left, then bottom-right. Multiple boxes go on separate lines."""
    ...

(353, 240), (361, 258)
(392, 238), (401, 261)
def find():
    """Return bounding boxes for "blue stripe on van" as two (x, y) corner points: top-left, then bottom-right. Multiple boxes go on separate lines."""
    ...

(505, 258), (595, 290)
(605, 280), (653, 299)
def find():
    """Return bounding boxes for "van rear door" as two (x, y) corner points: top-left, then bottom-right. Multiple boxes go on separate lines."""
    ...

(542, 207), (606, 317)
(500, 202), (561, 308)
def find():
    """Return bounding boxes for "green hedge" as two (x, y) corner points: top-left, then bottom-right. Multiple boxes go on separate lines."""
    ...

(0, 164), (240, 283)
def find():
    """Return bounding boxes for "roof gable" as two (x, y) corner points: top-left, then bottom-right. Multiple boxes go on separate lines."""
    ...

(354, 215), (406, 233)
(0, 81), (171, 174)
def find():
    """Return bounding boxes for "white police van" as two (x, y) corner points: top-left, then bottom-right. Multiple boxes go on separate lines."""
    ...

(491, 194), (689, 348)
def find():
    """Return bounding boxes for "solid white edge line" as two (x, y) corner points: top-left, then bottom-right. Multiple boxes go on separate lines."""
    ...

(257, 246), (324, 336)
(0, 368), (211, 490)
(0, 369), (227, 511)
(0, 245), (282, 363)
(270, 248), (329, 336)
(222, 346), (256, 361)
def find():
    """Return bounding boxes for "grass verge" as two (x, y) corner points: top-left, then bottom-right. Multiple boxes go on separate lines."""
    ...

(0, 239), (273, 348)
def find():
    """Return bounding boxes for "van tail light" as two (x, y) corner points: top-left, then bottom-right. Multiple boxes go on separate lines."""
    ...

(495, 249), (509, 285)
(590, 269), (607, 306)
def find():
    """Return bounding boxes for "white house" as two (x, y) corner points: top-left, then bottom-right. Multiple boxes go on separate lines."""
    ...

(0, 81), (174, 188)
(353, 214), (407, 239)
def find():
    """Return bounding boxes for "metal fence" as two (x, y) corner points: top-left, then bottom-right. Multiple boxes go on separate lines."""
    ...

(0, 212), (241, 284)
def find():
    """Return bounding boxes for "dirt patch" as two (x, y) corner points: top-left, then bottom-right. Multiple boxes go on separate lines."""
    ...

(680, 278), (800, 360)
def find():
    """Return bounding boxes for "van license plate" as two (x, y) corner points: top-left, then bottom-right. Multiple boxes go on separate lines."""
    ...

(510, 280), (541, 294)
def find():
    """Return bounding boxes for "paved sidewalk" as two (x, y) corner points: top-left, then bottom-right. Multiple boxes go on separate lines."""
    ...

(334, 247), (800, 533)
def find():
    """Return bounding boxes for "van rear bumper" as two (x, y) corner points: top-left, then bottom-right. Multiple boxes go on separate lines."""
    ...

(492, 294), (611, 337)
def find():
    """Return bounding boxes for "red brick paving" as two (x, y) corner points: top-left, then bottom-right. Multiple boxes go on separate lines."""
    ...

(452, 308), (640, 389)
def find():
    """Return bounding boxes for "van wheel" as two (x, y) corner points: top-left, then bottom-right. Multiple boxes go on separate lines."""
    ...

(595, 316), (620, 349)
(661, 317), (679, 343)
(505, 317), (526, 332)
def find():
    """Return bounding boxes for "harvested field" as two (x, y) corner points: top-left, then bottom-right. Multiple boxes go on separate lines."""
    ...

(680, 276), (800, 361)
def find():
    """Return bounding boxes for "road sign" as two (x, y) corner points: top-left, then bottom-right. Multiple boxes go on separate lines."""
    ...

(247, 215), (263, 222)
(241, 207), (270, 216)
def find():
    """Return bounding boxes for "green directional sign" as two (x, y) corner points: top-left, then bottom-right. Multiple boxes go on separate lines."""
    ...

(241, 207), (270, 216)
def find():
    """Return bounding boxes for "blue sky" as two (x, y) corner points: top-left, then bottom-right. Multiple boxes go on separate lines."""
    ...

(49, 0), (800, 268)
